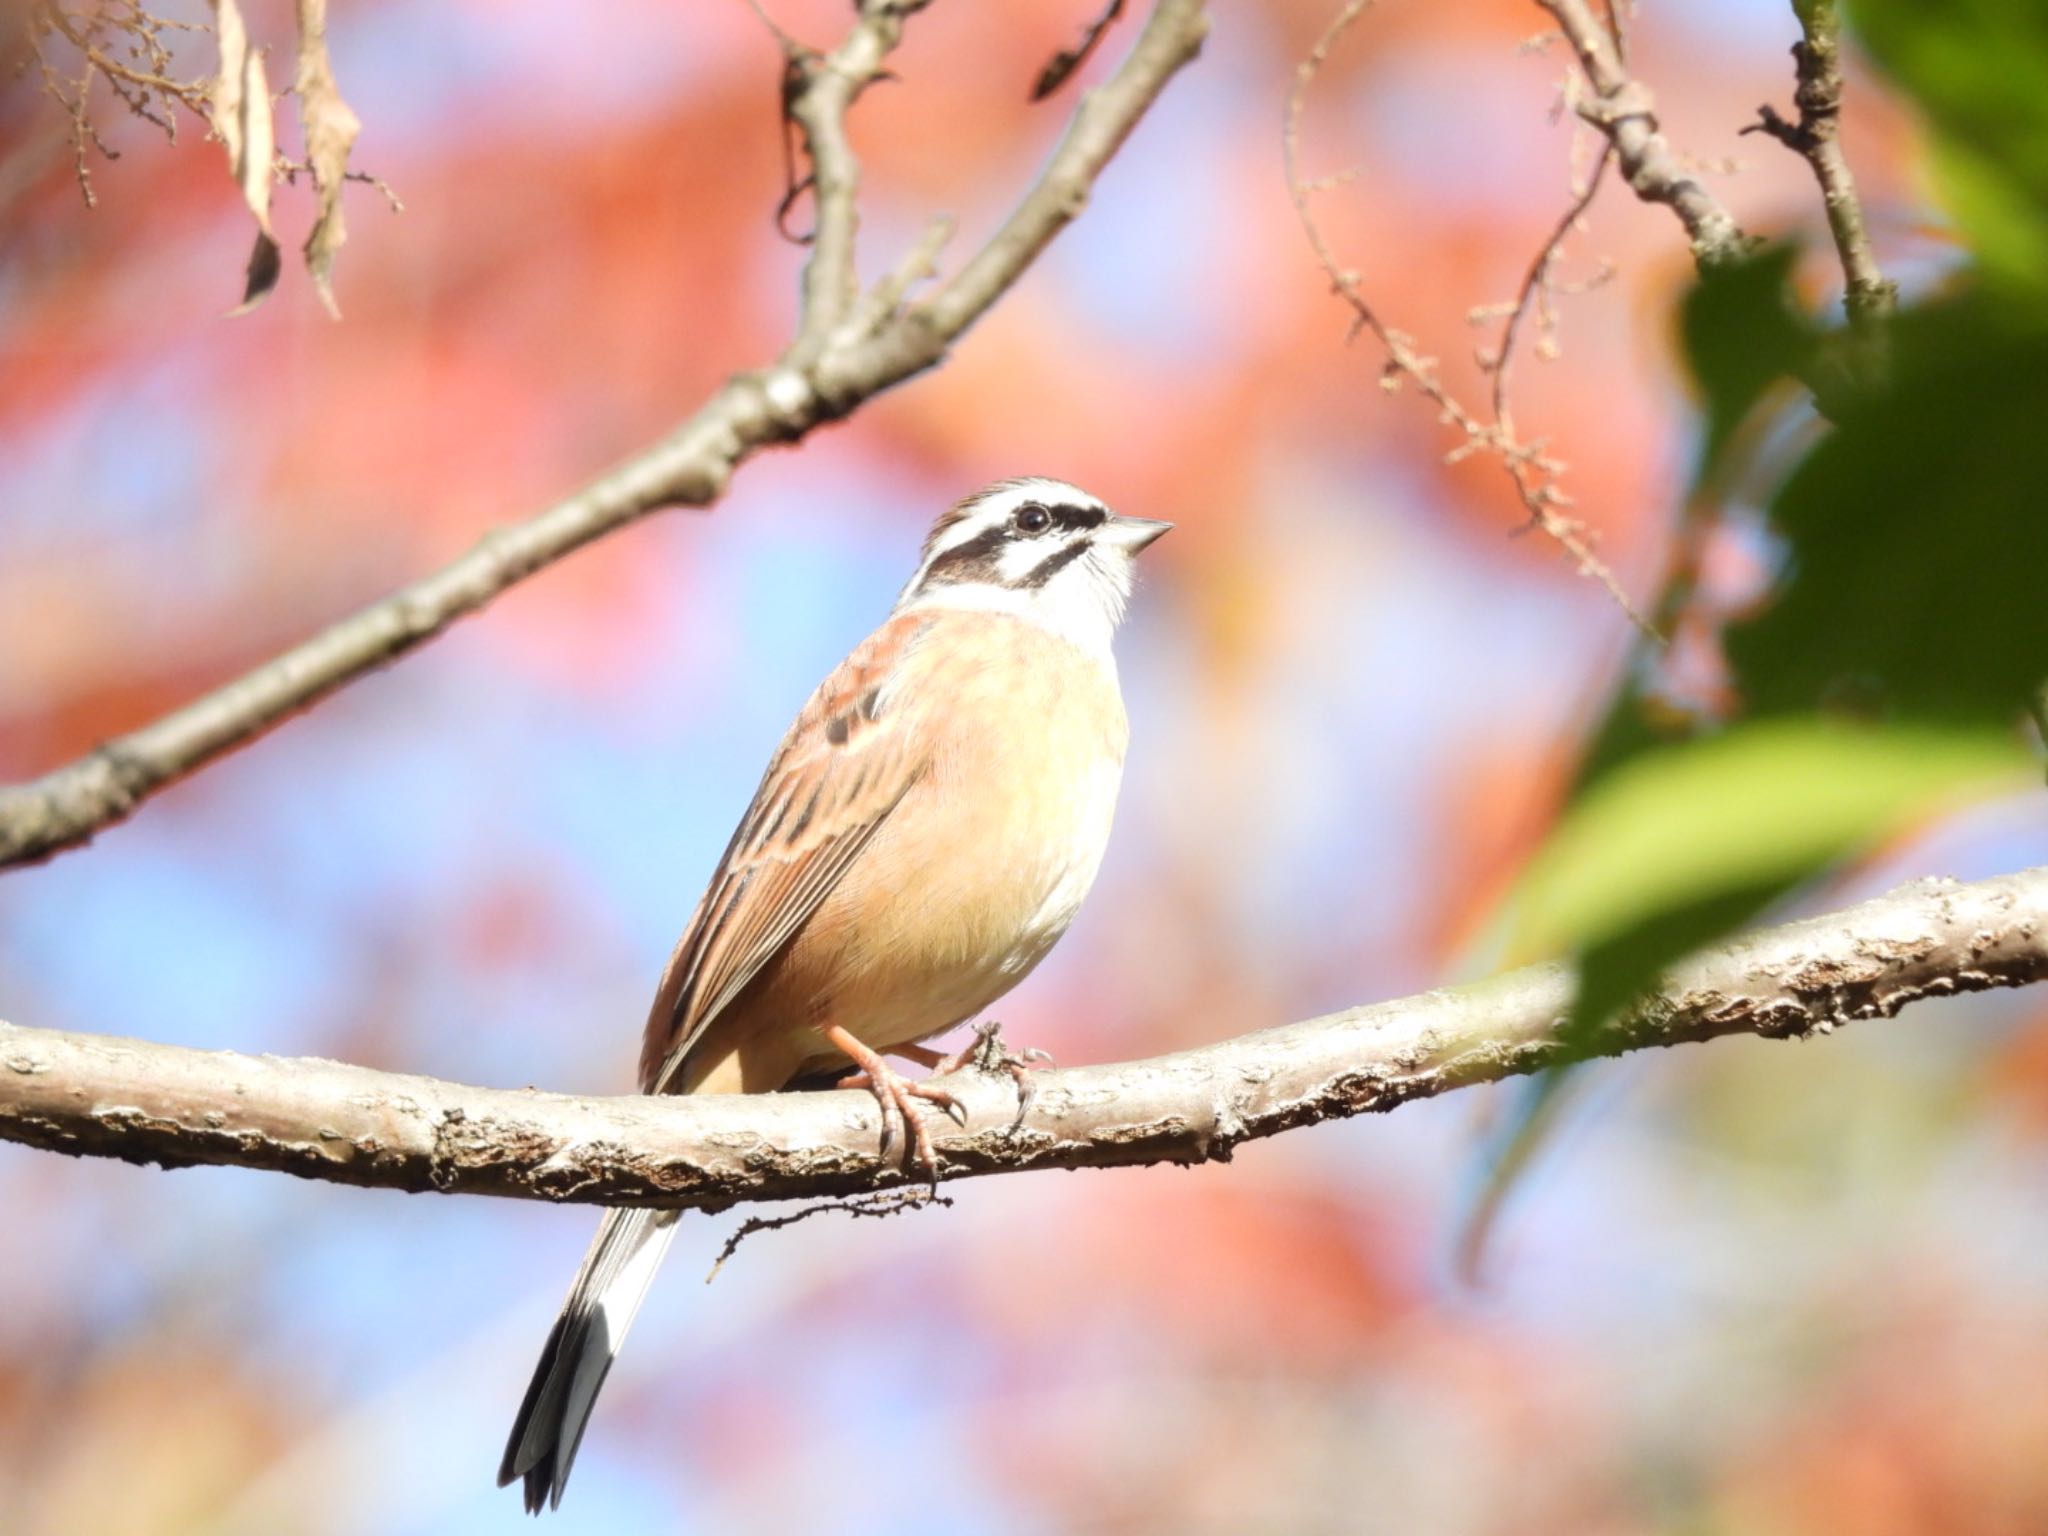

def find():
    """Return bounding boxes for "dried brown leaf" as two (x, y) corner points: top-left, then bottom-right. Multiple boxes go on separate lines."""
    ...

(211, 0), (281, 315)
(294, 0), (360, 319)
(206, 0), (248, 165)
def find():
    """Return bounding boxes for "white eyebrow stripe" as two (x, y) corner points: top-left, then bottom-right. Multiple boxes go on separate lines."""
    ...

(899, 477), (1114, 603)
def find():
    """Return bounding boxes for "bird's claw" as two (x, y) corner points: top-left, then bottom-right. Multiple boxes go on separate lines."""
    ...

(939, 1019), (1053, 1133)
(838, 1063), (962, 1183)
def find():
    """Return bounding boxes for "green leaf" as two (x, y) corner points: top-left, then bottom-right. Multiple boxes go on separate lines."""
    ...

(1510, 718), (2029, 1032)
(1849, 0), (2048, 289)
(1568, 677), (1702, 797)
(1680, 243), (1813, 494)
(1927, 135), (2048, 286)
(1728, 296), (2048, 722)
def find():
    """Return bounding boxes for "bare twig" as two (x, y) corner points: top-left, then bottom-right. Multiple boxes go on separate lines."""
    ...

(1535, 0), (1750, 269)
(1284, 0), (1654, 638)
(1483, 139), (1613, 420)
(705, 1187), (952, 1281)
(1741, 0), (1896, 330)
(0, 0), (1210, 870)
(26, 0), (213, 202)
(3, 867), (2041, 1207)
(1032, 0), (1126, 101)
(274, 160), (405, 214)
(781, 2), (927, 356)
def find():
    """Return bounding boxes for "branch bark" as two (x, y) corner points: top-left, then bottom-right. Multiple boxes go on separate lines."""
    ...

(4, 867), (2043, 1209)
(1742, 0), (1897, 331)
(1536, 0), (1752, 269)
(0, 0), (1210, 872)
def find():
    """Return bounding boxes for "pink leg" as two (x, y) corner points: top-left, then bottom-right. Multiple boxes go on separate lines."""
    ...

(825, 1024), (964, 1179)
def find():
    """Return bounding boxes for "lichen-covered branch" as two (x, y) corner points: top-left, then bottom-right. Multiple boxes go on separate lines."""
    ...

(1743, 0), (1897, 329)
(4, 867), (2041, 1209)
(0, 0), (1210, 871)
(1536, 0), (1751, 269)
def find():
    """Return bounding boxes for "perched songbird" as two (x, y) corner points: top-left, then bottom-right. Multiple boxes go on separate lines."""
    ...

(499, 477), (1170, 1511)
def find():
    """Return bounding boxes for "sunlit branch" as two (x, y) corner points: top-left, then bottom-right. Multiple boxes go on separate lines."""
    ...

(0, 0), (1210, 871)
(3, 867), (2042, 1208)
(1536, 0), (1750, 269)
(1741, 0), (1897, 330)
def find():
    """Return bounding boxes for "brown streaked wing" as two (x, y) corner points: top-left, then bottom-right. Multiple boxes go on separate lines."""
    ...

(636, 613), (932, 1093)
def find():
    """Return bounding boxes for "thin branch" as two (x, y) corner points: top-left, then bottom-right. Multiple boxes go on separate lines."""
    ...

(1485, 141), (1614, 442)
(1032, 0), (1126, 102)
(1535, 0), (1751, 269)
(780, 0), (927, 357)
(26, 0), (213, 203)
(3, 867), (2042, 1208)
(912, 0), (1206, 344)
(0, 0), (1210, 871)
(705, 1186), (951, 1281)
(1284, 0), (1654, 638)
(1740, 0), (1896, 330)
(40, 4), (205, 118)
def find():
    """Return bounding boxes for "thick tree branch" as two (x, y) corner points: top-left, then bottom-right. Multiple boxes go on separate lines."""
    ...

(0, 0), (1210, 872)
(4, 867), (2042, 1209)
(1536, 0), (1751, 269)
(1742, 0), (1897, 330)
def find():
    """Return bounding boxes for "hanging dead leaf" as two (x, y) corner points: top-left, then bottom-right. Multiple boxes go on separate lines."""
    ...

(206, 0), (248, 166)
(294, 0), (361, 319)
(210, 0), (281, 315)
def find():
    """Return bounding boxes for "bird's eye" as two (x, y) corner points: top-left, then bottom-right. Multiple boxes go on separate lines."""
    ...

(1014, 504), (1052, 534)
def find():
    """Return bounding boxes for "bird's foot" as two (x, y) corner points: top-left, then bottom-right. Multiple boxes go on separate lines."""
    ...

(826, 1024), (963, 1183)
(936, 1019), (1053, 1130)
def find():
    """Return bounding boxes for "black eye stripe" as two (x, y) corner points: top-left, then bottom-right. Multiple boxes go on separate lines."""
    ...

(913, 501), (1108, 593)
(1045, 503), (1106, 533)
(1011, 501), (1106, 536)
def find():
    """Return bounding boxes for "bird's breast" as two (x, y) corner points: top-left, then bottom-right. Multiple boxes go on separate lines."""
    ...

(780, 614), (1130, 1056)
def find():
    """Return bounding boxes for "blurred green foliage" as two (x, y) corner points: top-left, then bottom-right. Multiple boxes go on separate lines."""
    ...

(1473, 0), (2048, 1257)
(1517, 0), (2048, 1026)
(1519, 721), (2029, 1029)
(1851, 0), (2048, 287)
(1679, 243), (1812, 493)
(1725, 292), (2048, 722)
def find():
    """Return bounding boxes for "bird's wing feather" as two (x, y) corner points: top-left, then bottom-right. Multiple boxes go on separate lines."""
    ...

(637, 612), (932, 1092)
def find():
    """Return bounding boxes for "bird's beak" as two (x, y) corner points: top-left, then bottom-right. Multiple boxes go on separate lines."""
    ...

(1103, 515), (1173, 553)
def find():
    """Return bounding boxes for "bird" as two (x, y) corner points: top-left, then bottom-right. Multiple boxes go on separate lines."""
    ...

(498, 476), (1170, 1512)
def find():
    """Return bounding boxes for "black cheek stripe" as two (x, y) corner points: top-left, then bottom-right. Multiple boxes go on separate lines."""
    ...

(1018, 539), (1092, 589)
(921, 524), (1008, 579)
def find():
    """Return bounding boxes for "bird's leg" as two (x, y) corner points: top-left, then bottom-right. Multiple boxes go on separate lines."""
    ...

(825, 1024), (964, 1181)
(932, 1019), (1054, 1130)
(932, 1018), (1056, 1076)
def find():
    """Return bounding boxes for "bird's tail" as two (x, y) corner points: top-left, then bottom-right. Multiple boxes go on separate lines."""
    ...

(498, 1206), (681, 1513)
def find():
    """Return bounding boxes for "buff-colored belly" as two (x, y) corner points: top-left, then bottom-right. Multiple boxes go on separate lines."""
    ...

(679, 621), (1127, 1096)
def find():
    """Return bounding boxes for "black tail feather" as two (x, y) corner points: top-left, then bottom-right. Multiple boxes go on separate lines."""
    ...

(498, 1207), (677, 1513)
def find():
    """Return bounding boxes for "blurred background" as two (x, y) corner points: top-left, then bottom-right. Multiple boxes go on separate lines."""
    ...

(5, 0), (2048, 1532)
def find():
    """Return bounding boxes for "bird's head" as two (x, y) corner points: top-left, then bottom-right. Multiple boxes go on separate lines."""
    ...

(896, 477), (1171, 653)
